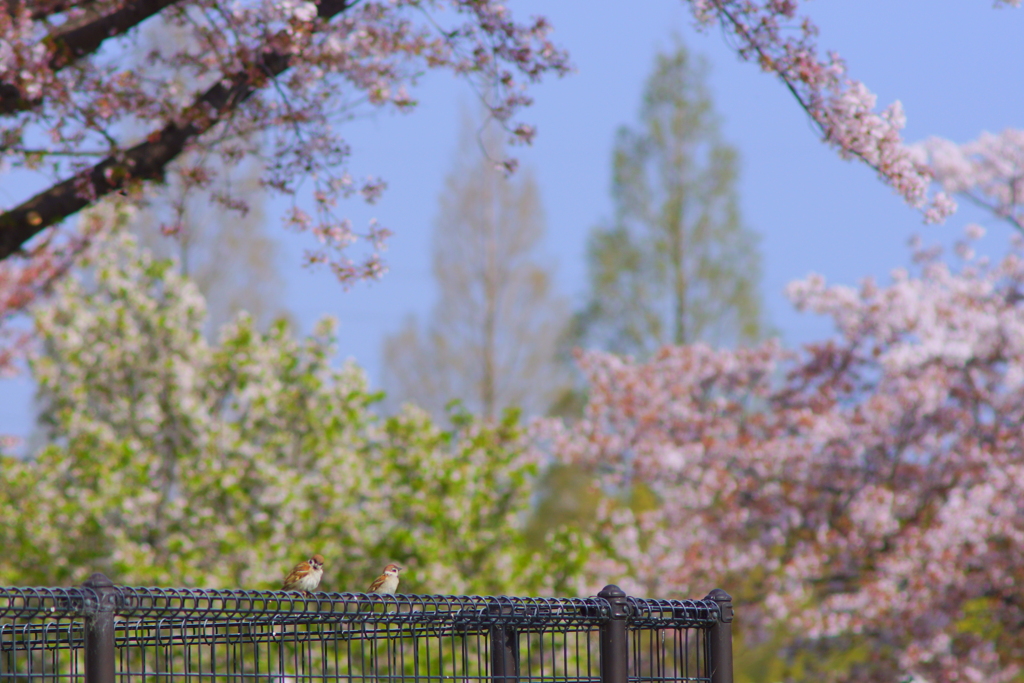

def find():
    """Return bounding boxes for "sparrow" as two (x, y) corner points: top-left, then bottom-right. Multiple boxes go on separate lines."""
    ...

(282, 554), (325, 594)
(367, 563), (402, 595)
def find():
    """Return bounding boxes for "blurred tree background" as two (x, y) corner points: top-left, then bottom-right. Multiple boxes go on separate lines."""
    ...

(381, 112), (569, 422)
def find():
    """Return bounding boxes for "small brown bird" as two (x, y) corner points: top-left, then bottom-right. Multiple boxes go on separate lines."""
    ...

(367, 563), (402, 595)
(282, 554), (325, 594)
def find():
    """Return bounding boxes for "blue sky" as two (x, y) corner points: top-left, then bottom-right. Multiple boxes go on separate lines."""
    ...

(1, 0), (1022, 443)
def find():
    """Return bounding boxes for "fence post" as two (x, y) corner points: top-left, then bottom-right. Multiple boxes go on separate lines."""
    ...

(704, 589), (733, 683)
(488, 603), (519, 683)
(82, 573), (118, 683)
(598, 584), (629, 683)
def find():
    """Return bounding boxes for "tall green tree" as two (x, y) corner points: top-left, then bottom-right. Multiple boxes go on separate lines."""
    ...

(570, 41), (766, 358)
(382, 114), (568, 421)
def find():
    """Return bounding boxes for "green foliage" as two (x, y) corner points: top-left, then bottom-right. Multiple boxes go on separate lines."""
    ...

(525, 463), (602, 546)
(0, 226), (584, 596)
(735, 626), (874, 683)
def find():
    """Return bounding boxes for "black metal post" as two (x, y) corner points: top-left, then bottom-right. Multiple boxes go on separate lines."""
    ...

(82, 573), (118, 683)
(704, 589), (733, 683)
(488, 604), (519, 683)
(598, 584), (629, 683)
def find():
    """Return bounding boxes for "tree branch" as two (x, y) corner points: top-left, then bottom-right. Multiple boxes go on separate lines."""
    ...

(0, 1), (354, 261)
(50, 0), (183, 69)
(28, 0), (104, 22)
(960, 190), (1024, 234)
(1, 0), (184, 116)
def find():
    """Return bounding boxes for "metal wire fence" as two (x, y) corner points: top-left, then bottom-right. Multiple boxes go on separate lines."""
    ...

(0, 574), (733, 683)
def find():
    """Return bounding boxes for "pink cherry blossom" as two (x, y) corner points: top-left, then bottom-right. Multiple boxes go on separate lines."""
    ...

(544, 226), (1024, 683)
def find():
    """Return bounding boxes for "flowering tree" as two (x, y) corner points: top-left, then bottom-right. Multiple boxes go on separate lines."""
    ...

(0, 221), (586, 594)
(0, 0), (570, 374)
(544, 222), (1024, 683)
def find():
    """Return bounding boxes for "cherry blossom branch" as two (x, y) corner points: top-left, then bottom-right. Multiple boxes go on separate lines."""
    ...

(0, 0), (570, 356)
(693, 0), (955, 222)
(0, 0), (369, 262)
(0, 147), (109, 157)
(0, 52), (293, 260)
(961, 191), (1024, 233)
(0, 0), (184, 115)
(29, 0), (105, 22)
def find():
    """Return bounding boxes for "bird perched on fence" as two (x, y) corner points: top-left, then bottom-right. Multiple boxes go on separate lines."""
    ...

(368, 563), (402, 594)
(282, 554), (325, 595)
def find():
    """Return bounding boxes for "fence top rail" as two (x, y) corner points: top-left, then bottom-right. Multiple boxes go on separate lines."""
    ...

(0, 585), (723, 630)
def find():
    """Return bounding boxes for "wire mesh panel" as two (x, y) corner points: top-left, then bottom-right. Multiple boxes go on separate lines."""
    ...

(626, 598), (716, 683)
(0, 581), (727, 683)
(0, 586), (90, 682)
